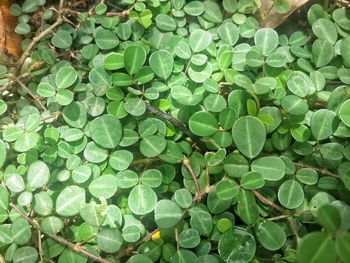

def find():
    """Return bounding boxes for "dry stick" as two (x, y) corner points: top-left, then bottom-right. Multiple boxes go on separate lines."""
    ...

(183, 157), (201, 199)
(252, 190), (284, 213)
(252, 190), (310, 216)
(293, 162), (340, 178)
(10, 203), (113, 263)
(145, 103), (205, 150)
(15, 78), (47, 111)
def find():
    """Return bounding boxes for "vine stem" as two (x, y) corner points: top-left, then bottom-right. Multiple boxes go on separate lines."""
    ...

(183, 157), (201, 198)
(15, 78), (47, 111)
(252, 190), (310, 216)
(293, 162), (339, 178)
(9, 203), (112, 263)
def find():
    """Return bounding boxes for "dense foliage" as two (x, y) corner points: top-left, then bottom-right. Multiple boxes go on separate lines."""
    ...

(1, 0), (350, 262)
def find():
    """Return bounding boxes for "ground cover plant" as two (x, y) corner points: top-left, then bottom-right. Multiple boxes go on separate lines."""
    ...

(1, 0), (350, 262)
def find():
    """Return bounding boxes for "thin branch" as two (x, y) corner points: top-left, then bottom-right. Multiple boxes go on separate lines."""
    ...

(17, 0), (66, 72)
(193, 184), (216, 202)
(287, 216), (300, 241)
(15, 78), (47, 111)
(294, 162), (340, 178)
(146, 103), (205, 149)
(106, 7), (133, 17)
(183, 157), (201, 198)
(252, 190), (310, 216)
(252, 190), (285, 213)
(38, 230), (43, 262)
(10, 203), (112, 263)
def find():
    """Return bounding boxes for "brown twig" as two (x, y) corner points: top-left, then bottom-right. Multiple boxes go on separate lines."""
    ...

(15, 78), (47, 111)
(10, 203), (112, 263)
(293, 162), (340, 178)
(106, 7), (133, 17)
(17, 0), (66, 72)
(252, 190), (310, 216)
(252, 190), (285, 213)
(183, 157), (201, 199)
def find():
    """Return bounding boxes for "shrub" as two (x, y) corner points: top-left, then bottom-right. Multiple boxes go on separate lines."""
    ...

(1, 0), (350, 263)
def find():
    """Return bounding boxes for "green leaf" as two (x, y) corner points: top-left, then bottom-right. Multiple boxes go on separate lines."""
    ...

(6, 174), (25, 193)
(297, 232), (337, 263)
(13, 246), (38, 263)
(190, 29), (212, 53)
(95, 27), (119, 50)
(27, 161), (50, 188)
(317, 205), (341, 232)
(124, 45), (147, 75)
(155, 199), (182, 228)
(216, 179), (239, 200)
(202, 0), (223, 23)
(281, 95), (309, 116)
(140, 135), (166, 157)
(51, 30), (72, 49)
(232, 116), (266, 159)
(97, 228), (123, 253)
(341, 37), (350, 65)
(55, 66), (77, 89)
(256, 221), (286, 251)
(90, 114), (122, 148)
(184, 1), (204, 16)
(179, 229), (200, 248)
(128, 185), (158, 215)
(312, 39), (334, 68)
(339, 99), (350, 127)
(141, 169), (162, 187)
(189, 111), (218, 136)
(218, 22), (239, 46)
(149, 50), (174, 80)
(124, 98), (146, 116)
(219, 227), (256, 263)
(310, 109), (338, 140)
(55, 186), (85, 216)
(189, 208), (213, 236)
(335, 233), (350, 263)
(109, 150), (133, 171)
(155, 14), (177, 31)
(278, 180), (304, 209)
(237, 189), (259, 224)
(11, 218), (31, 245)
(254, 28), (279, 55)
(251, 156), (286, 181)
(62, 102), (87, 129)
(40, 216), (64, 234)
(104, 52), (124, 70)
(312, 18), (338, 44)
(241, 171), (265, 189)
(83, 142), (108, 163)
(89, 174), (118, 199)
(0, 139), (6, 169)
